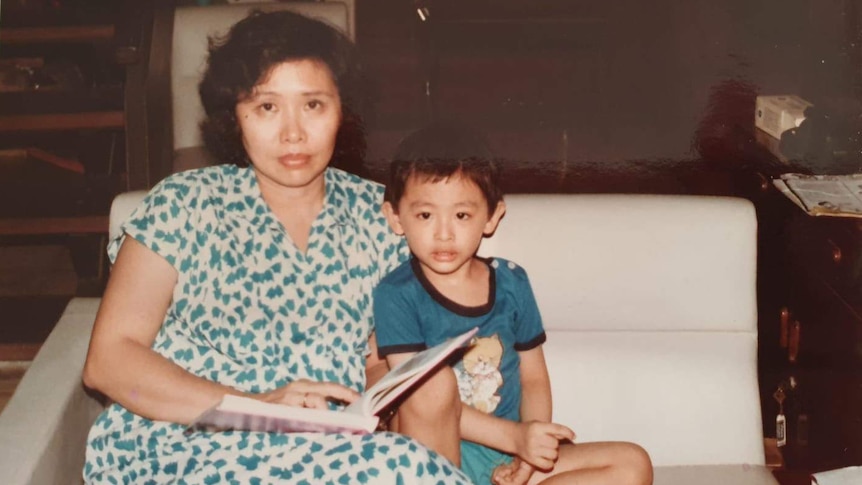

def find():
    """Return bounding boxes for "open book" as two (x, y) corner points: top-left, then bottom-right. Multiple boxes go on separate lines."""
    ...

(188, 327), (478, 435)
(773, 173), (862, 218)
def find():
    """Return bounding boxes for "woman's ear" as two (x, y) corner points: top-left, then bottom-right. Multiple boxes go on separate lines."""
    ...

(483, 200), (506, 237)
(382, 201), (405, 236)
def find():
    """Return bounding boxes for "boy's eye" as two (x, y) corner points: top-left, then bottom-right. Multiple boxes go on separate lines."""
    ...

(417, 212), (431, 220)
(456, 212), (470, 220)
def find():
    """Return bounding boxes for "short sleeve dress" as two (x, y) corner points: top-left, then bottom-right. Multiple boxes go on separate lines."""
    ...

(84, 165), (472, 484)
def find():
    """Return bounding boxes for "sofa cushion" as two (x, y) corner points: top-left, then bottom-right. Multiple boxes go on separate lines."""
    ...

(545, 331), (763, 467)
(653, 465), (778, 485)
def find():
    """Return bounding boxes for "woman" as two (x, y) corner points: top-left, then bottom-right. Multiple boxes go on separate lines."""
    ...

(82, 10), (470, 483)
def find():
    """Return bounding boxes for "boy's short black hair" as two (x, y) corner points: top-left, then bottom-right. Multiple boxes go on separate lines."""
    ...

(386, 121), (503, 214)
(198, 10), (367, 174)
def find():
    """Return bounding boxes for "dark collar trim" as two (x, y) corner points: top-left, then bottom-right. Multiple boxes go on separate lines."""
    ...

(410, 256), (496, 317)
(514, 331), (547, 351)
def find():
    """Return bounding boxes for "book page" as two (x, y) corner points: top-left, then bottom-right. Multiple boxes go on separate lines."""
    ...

(343, 327), (478, 416)
(778, 174), (862, 217)
(189, 328), (478, 435)
(189, 395), (379, 435)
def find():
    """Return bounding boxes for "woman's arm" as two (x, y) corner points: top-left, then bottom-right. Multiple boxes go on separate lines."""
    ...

(82, 237), (239, 424)
(84, 237), (361, 423)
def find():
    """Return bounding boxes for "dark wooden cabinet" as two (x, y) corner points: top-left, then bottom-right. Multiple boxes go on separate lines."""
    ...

(760, 209), (862, 471)
(737, 131), (862, 474)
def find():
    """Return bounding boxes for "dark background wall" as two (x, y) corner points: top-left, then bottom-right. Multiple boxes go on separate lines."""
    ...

(359, 0), (861, 175)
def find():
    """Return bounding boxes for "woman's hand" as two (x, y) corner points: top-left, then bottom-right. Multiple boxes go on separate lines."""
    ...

(512, 420), (575, 471)
(491, 457), (534, 485)
(254, 379), (361, 410)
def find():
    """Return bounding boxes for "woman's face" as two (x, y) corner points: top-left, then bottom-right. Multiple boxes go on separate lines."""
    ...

(236, 59), (342, 194)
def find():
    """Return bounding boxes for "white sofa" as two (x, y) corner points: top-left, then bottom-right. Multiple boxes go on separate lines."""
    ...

(0, 190), (778, 485)
(479, 194), (776, 485)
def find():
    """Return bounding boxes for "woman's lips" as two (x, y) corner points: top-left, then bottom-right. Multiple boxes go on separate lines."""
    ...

(278, 154), (310, 166)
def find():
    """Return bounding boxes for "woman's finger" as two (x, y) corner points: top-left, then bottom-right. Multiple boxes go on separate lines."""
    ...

(303, 392), (329, 409)
(307, 381), (360, 403)
(288, 380), (360, 403)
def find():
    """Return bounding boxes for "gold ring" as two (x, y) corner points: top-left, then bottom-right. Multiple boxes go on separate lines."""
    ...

(302, 392), (308, 407)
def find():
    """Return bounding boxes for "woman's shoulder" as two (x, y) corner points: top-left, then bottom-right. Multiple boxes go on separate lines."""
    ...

(327, 168), (386, 203)
(326, 168), (389, 226)
(148, 165), (245, 205)
(156, 164), (239, 188)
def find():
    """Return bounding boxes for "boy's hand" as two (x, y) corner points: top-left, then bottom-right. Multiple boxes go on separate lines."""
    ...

(491, 457), (534, 485)
(513, 420), (575, 470)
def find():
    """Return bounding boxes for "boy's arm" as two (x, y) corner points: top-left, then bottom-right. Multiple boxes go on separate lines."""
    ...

(518, 346), (553, 422)
(462, 346), (573, 475)
(365, 332), (390, 389)
(458, 346), (562, 453)
(460, 402), (521, 451)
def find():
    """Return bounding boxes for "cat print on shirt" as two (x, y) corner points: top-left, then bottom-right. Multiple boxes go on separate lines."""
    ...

(455, 334), (504, 413)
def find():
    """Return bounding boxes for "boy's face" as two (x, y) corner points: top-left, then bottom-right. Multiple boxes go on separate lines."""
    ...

(383, 173), (505, 278)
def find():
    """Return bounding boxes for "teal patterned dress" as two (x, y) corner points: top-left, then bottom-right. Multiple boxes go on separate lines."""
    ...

(84, 165), (471, 484)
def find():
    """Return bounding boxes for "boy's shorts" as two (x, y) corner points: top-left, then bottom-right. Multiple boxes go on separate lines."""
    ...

(460, 440), (513, 485)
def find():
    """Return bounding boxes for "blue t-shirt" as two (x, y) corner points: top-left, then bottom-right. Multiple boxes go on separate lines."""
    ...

(374, 256), (546, 482)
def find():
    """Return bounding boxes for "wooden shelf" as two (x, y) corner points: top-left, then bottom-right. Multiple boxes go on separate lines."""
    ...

(0, 25), (115, 44)
(0, 216), (108, 236)
(0, 87), (125, 114)
(0, 111), (124, 132)
(0, 344), (40, 362)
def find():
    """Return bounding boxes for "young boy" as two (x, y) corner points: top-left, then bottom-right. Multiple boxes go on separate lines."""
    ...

(373, 122), (653, 485)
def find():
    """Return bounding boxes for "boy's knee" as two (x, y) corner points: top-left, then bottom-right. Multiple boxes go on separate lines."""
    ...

(395, 367), (462, 467)
(620, 443), (653, 485)
(401, 366), (461, 420)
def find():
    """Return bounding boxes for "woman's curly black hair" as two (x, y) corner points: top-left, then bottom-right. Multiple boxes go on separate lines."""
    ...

(198, 10), (368, 175)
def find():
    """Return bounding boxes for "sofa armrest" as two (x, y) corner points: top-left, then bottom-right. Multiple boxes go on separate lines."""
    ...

(0, 298), (104, 485)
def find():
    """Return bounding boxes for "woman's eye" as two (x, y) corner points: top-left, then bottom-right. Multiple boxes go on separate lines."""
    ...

(260, 102), (275, 112)
(307, 100), (322, 110)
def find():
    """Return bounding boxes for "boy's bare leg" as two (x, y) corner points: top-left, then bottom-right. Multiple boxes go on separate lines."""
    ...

(527, 441), (653, 485)
(392, 366), (462, 467)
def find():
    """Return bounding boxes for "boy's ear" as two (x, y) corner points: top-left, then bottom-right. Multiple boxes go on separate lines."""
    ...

(483, 200), (506, 237)
(382, 201), (405, 236)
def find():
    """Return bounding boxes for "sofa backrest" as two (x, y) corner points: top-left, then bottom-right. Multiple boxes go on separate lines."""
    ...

(479, 194), (763, 467)
(171, 1), (353, 154)
(479, 194), (758, 332)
